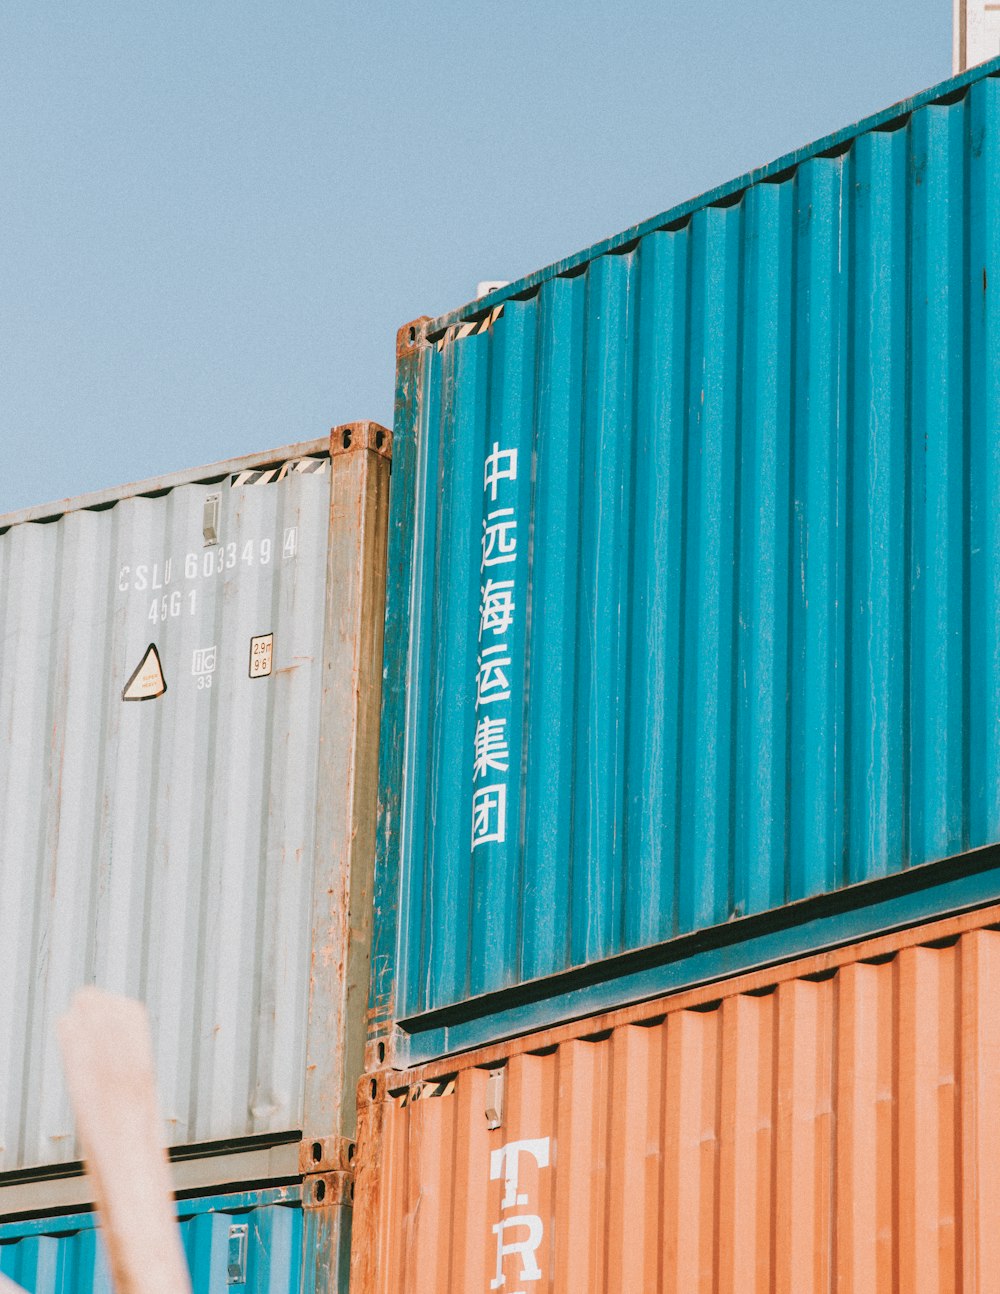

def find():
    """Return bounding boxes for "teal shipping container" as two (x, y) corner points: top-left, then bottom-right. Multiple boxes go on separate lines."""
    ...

(0, 1185), (349, 1294)
(372, 56), (1000, 1065)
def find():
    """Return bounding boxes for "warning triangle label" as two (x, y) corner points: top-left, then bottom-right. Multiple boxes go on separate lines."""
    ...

(122, 643), (167, 701)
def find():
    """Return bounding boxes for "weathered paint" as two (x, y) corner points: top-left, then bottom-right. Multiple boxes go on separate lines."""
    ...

(0, 427), (391, 1174)
(0, 1187), (319, 1293)
(369, 325), (428, 1059)
(352, 902), (1000, 1294)
(374, 57), (1000, 1055)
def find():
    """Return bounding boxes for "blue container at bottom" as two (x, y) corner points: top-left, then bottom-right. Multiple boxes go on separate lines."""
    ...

(0, 1184), (348, 1294)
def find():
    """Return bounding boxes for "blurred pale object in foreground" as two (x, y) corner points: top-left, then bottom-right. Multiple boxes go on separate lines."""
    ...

(57, 989), (192, 1294)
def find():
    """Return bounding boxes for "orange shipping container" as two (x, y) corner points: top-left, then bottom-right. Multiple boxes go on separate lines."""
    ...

(351, 903), (1000, 1293)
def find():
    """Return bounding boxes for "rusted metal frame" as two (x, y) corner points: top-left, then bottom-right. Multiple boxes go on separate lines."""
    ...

(302, 1171), (354, 1208)
(348, 1073), (389, 1294)
(301, 421), (392, 1164)
(366, 322), (430, 1072)
(300, 1183), (354, 1294)
(298, 1134), (356, 1177)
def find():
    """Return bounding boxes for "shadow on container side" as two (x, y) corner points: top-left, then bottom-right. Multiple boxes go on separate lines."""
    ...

(351, 901), (1000, 1293)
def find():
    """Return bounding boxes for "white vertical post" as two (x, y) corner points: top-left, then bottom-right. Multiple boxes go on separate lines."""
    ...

(955, 0), (1000, 74)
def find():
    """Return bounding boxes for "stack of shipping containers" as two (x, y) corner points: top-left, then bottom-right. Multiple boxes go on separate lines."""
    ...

(3, 51), (1000, 1294)
(0, 425), (394, 1292)
(355, 55), (1000, 1291)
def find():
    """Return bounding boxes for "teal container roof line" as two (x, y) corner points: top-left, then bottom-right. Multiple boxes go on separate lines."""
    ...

(425, 54), (1000, 335)
(373, 57), (1000, 1055)
(0, 1188), (303, 1293)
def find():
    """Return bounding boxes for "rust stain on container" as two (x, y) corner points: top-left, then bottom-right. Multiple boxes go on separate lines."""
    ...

(351, 902), (1000, 1292)
(396, 316), (431, 361)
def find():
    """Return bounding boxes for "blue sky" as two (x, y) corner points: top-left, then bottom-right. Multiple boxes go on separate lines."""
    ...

(2, 2), (951, 513)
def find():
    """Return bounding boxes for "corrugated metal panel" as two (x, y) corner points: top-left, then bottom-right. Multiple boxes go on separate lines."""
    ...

(374, 59), (1000, 1044)
(0, 428), (391, 1174)
(352, 902), (1000, 1294)
(0, 1187), (309, 1293)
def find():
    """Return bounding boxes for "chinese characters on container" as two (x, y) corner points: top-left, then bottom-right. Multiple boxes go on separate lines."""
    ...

(472, 442), (519, 852)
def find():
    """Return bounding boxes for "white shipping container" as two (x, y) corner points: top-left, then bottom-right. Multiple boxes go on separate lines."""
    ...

(954, 0), (1000, 71)
(0, 426), (391, 1194)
